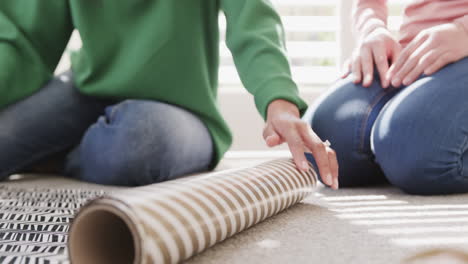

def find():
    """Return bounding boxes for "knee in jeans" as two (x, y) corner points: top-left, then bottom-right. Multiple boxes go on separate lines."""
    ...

(81, 125), (181, 186)
(78, 100), (200, 186)
(372, 122), (426, 194)
(372, 122), (465, 195)
(375, 154), (468, 195)
(378, 155), (433, 195)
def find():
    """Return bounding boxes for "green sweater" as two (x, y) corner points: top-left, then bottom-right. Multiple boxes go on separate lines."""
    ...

(0, 0), (307, 166)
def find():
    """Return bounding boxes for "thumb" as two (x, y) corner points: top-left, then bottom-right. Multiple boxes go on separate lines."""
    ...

(263, 125), (283, 147)
(340, 59), (351, 78)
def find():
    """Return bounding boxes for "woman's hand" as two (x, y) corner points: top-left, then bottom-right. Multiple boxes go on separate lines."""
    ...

(263, 99), (339, 189)
(387, 23), (468, 87)
(343, 27), (401, 88)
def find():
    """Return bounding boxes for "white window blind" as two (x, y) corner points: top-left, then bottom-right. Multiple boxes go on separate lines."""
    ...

(219, 0), (340, 90)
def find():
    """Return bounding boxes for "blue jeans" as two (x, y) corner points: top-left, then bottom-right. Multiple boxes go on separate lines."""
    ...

(0, 72), (214, 186)
(305, 57), (468, 195)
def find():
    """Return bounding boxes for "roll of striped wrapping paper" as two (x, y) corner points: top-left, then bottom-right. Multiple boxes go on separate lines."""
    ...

(68, 158), (317, 264)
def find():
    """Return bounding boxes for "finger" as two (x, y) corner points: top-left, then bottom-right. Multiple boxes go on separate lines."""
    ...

(393, 38), (432, 87)
(360, 47), (374, 87)
(263, 123), (276, 140)
(263, 125), (283, 147)
(388, 34), (428, 86)
(298, 125), (333, 186)
(351, 55), (362, 84)
(424, 52), (453, 75)
(341, 59), (351, 78)
(327, 147), (339, 189)
(389, 41), (402, 65)
(371, 43), (390, 88)
(266, 134), (282, 147)
(385, 42), (402, 84)
(402, 50), (438, 85)
(389, 33), (427, 76)
(286, 133), (310, 172)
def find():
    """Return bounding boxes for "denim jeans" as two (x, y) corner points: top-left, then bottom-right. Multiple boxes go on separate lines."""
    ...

(0, 72), (214, 186)
(304, 57), (468, 195)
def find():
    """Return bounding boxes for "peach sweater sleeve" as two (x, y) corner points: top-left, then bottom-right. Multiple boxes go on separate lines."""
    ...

(353, 0), (389, 40)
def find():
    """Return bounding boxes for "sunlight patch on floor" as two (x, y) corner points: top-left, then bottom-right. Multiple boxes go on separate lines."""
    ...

(318, 192), (468, 247)
(256, 239), (281, 249)
(331, 204), (468, 213)
(371, 226), (468, 235)
(322, 195), (388, 201)
(337, 210), (468, 219)
(352, 217), (468, 225)
(327, 200), (408, 207)
(393, 236), (468, 247)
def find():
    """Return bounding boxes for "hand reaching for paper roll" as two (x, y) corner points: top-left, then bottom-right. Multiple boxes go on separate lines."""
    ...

(263, 99), (339, 189)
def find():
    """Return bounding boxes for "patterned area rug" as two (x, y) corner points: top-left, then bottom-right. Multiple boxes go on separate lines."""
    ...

(0, 185), (105, 264)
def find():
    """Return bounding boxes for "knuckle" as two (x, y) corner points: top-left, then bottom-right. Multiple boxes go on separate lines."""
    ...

(420, 29), (430, 38)
(287, 135), (302, 146)
(429, 35), (440, 45)
(352, 55), (360, 64)
(297, 120), (309, 130)
(406, 57), (417, 68)
(289, 144), (303, 154)
(364, 40), (374, 47)
(438, 55), (450, 64)
(276, 118), (290, 128)
(401, 50), (410, 59)
(375, 55), (387, 63)
(362, 60), (372, 70)
(314, 143), (326, 153)
(444, 52), (455, 61)
(352, 68), (361, 77)
(373, 39), (386, 47)
(420, 57), (432, 67)
(360, 43), (371, 51)
(318, 160), (330, 169)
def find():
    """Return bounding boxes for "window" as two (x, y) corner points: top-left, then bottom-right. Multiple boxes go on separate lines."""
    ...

(219, 0), (340, 90)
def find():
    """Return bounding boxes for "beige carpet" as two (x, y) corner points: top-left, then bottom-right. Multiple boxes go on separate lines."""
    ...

(2, 157), (468, 264)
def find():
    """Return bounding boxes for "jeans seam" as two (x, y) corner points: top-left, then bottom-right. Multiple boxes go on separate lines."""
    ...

(358, 91), (388, 155)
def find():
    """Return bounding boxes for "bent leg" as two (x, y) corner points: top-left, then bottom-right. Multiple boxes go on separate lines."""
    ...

(304, 75), (399, 187)
(0, 72), (108, 180)
(372, 57), (468, 195)
(64, 100), (214, 186)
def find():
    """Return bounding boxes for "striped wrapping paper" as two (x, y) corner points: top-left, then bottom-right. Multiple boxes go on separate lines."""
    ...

(68, 158), (317, 264)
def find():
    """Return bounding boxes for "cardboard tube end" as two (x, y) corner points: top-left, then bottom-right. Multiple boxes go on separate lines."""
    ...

(68, 204), (138, 264)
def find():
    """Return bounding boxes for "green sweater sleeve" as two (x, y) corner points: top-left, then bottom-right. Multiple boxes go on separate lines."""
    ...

(0, 1), (73, 107)
(220, 0), (308, 119)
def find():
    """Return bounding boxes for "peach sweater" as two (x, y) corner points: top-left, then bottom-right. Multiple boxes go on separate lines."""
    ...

(354, 0), (468, 46)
